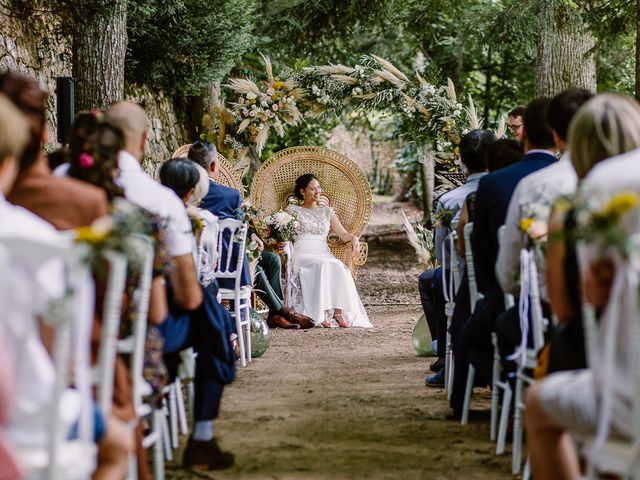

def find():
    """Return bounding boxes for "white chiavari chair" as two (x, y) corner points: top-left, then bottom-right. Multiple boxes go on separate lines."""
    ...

(1, 236), (97, 480)
(574, 235), (640, 479)
(214, 219), (251, 367)
(442, 231), (461, 399)
(512, 247), (547, 474)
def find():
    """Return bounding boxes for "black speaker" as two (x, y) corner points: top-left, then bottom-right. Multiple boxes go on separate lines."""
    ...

(56, 77), (74, 144)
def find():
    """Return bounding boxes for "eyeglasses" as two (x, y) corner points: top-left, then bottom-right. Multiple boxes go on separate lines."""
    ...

(508, 123), (523, 133)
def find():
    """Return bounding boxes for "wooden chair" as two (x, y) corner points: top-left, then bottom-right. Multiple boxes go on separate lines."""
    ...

(249, 146), (372, 278)
(172, 144), (244, 194)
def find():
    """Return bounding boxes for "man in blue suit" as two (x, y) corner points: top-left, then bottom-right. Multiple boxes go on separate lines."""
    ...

(189, 142), (314, 329)
(449, 97), (557, 417)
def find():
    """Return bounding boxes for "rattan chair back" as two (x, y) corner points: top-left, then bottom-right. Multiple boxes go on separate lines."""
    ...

(172, 144), (244, 194)
(249, 146), (372, 275)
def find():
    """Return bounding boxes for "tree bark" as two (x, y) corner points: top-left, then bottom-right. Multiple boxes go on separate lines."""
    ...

(73, 0), (127, 111)
(534, 2), (596, 96)
(420, 150), (434, 227)
(636, 0), (640, 101)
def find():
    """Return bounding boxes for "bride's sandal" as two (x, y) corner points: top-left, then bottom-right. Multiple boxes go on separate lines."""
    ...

(320, 320), (332, 328)
(333, 314), (349, 328)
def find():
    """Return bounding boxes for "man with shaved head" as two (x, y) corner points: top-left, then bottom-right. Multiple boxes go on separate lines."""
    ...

(107, 101), (235, 471)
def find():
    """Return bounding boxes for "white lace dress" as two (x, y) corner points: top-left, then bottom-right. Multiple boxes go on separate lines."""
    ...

(286, 205), (371, 328)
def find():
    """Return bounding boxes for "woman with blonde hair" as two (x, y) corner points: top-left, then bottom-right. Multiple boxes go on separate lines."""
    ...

(526, 94), (640, 480)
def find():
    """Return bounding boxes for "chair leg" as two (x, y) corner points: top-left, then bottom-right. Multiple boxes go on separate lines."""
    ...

(244, 302), (252, 364)
(175, 378), (189, 435)
(461, 365), (475, 425)
(126, 451), (138, 480)
(490, 338), (501, 441)
(168, 384), (179, 449)
(512, 376), (525, 474)
(445, 314), (453, 400)
(161, 404), (173, 462)
(235, 303), (247, 367)
(522, 456), (531, 480)
(496, 383), (512, 455)
(153, 409), (166, 480)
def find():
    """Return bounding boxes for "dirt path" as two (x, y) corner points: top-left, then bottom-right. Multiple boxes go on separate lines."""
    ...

(168, 201), (511, 479)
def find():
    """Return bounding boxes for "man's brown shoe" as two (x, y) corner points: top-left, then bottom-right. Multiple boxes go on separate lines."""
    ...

(182, 437), (234, 471)
(267, 314), (300, 329)
(281, 308), (315, 329)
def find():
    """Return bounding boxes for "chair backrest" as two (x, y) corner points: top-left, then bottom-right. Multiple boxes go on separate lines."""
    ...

(117, 236), (154, 415)
(172, 144), (244, 194)
(0, 235), (95, 476)
(442, 231), (460, 306)
(464, 222), (481, 313)
(249, 146), (372, 272)
(498, 225), (515, 309)
(196, 213), (220, 286)
(213, 218), (248, 285)
(95, 251), (128, 417)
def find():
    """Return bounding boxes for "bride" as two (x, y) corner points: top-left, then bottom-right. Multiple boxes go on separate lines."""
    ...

(286, 174), (372, 328)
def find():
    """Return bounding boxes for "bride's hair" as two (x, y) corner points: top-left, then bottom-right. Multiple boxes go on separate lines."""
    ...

(294, 173), (319, 200)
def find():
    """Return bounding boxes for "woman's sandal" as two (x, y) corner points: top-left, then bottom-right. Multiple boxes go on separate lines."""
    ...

(333, 314), (349, 328)
(320, 320), (332, 328)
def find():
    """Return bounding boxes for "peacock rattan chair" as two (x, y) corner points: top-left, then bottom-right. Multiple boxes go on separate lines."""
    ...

(172, 144), (244, 195)
(249, 146), (372, 277)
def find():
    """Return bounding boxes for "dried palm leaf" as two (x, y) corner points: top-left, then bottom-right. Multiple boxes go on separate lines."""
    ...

(330, 74), (358, 85)
(225, 78), (260, 95)
(402, 93), (432, 120)
(273, 120), (285, 137)
(466, 94), (483, 130)
(261, 54), (274, 84)
(284, 103), (303, 124)
(255, 127), (269, 156)
(306, 64), (355, 75)
(283, 78), (296, 91)
(446, 78), (457, 104)
(373, 69), (404, 88)
(306, 103), (327, 118)
(288, 87), (306, 99)
(237, 118), (251, 134)
(401, 209), (432, 267)
(371, 54), (410, 83)
(416, 72), (429, 88)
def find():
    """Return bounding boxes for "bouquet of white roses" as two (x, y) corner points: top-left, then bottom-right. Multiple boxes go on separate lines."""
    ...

(261, 210), (300, 244)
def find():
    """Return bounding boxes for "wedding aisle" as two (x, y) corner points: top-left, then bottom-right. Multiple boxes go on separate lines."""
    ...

(167, 203), (511, 479)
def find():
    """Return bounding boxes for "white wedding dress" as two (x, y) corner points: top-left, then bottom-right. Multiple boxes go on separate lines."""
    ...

(286, 205), (371, 328)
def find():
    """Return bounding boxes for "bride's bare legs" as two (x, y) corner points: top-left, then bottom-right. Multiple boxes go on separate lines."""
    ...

(333, 309), (349, 328)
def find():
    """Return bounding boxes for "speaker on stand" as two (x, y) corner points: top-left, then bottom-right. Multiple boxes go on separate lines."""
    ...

(56, 76), (74, 145)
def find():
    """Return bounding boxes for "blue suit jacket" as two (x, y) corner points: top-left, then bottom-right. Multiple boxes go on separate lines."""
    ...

(200, 180), (251, 288)
(471, 151), (557, 294)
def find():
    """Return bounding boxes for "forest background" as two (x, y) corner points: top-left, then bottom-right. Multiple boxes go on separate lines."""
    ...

(0, 0), (637, 212)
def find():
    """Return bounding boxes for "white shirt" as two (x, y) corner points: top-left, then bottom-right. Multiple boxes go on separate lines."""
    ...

(116, 151), (194, 258)
(496, 154), (577, 300)
(434, 172), (486, 265)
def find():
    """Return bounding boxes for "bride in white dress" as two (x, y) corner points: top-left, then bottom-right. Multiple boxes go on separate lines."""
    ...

(286, 174), (372, 328)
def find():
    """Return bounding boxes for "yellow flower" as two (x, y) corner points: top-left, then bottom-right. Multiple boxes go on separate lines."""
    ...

(74, 225), (110, 244)
(519, 218), (534, 232)
(453, 146), (459, 155)
(274, 81), (284, 90)
(602, 192), (638, 220)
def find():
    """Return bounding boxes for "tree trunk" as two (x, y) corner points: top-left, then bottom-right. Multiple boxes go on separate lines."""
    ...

(636, 0), (640, 101)
(73, 0), (127, 111)
(534, 2), (596, 96)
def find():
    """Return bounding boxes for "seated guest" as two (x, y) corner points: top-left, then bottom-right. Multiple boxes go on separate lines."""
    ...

(448, 98), (557, 417)
(422, 129), (495, 385)
(494, 88), (593, 364)
(188, 141), (314, 329)
(0, 73), (133, 480)
(508, 105), (526, 142)
(526, 94), (640, 480)
(107, 102), (235, 471)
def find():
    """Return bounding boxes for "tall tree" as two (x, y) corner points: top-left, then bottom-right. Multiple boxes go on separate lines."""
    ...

(534, 1), (596, 96)
(637, 0), (640, 99)
(73, 0), (127, 110)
